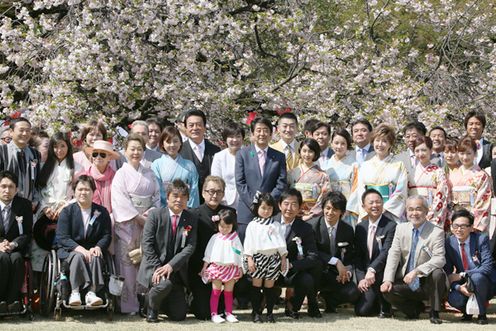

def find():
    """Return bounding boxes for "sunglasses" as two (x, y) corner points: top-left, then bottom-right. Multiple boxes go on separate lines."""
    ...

(92, 152), (108, 158)
(1, 137), (12, 143)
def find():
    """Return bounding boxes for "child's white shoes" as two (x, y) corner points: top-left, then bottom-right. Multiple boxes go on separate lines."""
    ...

(211, 314), (225, 323)
(225, 313), (239, 323)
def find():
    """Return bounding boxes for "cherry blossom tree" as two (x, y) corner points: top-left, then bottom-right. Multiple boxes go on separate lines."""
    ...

(1, 0), (495, 142)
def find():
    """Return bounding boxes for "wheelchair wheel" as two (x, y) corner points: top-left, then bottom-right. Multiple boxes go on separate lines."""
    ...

(104, 253), (117, 320)
(40, 250), (58, 316)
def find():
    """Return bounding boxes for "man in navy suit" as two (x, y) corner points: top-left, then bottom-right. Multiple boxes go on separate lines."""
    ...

(138, 179), (197, 322)
(179, 109), (220, 203)
(351, 118), (375, 165)
(235, 117), (287, 240)
(0, 171), (33, 313)
(310, 121), (333, 169)
(354, 189), (396, 317)
(444, 208), (496, 325)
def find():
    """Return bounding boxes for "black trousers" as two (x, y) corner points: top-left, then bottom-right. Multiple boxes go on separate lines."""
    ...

(0, 251), (24, 303)
(383, 269), (446, 318)
(278, 268), (320, 312)
(320, 269), (360, 310)
(354, 282), (391, 316)
(148, 277), (187, 321)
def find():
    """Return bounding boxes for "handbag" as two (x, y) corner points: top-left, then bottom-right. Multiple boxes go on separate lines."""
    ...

(128, 246), (143, 265)
(109, 275), (125, 296)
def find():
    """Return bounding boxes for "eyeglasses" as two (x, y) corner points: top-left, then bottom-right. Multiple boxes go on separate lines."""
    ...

(92, 152), (108, 159)
(1, 137), (12, 143)
(204, 189), (224, 196)
(451, 224), (471, 230)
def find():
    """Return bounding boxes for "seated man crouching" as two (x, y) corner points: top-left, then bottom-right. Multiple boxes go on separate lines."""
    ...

(138, 179), (197, 322)
(0, 170), (33, 313)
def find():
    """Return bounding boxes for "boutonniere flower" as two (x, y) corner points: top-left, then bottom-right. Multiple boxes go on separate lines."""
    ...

(16, 216), (23, 235)
(250, 150), (255, 158)
(472, 253), (480, 265)
(211, 215), (220, 223)
(292, 236), (304, 258)
(375, 235), (385, 250)
(181, 225), (193, 248)
(89, 210), (101, 226)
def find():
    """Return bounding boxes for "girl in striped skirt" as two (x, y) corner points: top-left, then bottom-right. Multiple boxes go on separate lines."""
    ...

(201, 209), (244, 323)
(244, 193), (288, 323)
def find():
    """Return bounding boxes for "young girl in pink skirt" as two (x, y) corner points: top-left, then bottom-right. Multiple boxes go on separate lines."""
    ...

(201, 209), (244, 323)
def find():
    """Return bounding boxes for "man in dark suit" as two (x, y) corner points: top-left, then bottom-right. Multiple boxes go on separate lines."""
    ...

(308, 191), (360, 313)
(0, 117), (41, 205)
(310, 121), (334, 169)
(235, 117), (287, 240)
(275, 189), (321, 319)
(138, 179), (197, 322)
(464, 111), (492, 169)
(179, 109), (221, 203)
(351, 118), (375, 165)
(396, 121), (427, 175)
(354, 189), (396, 317)
(0, 171), (33, 313)
(381, 196), (447, 324)
(444, 208), (496, 325)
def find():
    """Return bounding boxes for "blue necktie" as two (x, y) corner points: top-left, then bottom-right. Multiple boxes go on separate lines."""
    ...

(407, 228), (420, 291)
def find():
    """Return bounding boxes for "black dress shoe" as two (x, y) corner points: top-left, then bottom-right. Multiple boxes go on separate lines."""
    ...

(477, 314), (488, 325)
(252, 312), (264, 323)
(285, 309), (300, 319)
(0, 301), (7, 313)
(308, 309), (322, 318)
(461, 313), (473, 322)
(430, 311), (442, 324)
(379, 311), (393, 319)
(146, 308), (159, 323)
(266, 313), (276, 323)
(7, 301), (21, 313)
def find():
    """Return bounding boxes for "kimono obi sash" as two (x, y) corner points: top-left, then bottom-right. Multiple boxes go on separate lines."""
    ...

(452, 185), (474, 209)
(365, 183), (393, 203)
(129, 193), (154, 213)
(330, 180), (351, 199)
(407, 185), (434, 205)
(294, 182), (320, 203)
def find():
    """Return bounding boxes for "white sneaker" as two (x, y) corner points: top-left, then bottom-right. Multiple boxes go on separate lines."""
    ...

(211, 314), (225, 323)
(69, 292), (81, 306)
(225, 313), (239, 323)
(85, 291), (103, 306)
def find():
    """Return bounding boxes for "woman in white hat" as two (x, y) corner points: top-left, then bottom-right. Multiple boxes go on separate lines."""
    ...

(82, 140), (120, 214)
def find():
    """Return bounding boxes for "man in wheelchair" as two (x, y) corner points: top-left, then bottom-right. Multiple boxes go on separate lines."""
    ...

(0, 171), (33, 313)
(55, 175), (112, 307)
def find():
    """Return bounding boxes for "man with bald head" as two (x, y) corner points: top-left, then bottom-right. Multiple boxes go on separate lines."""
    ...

(380, 196), (446, 324)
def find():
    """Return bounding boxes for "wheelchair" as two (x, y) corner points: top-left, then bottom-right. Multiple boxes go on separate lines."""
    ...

(0, 258), (35, 321)
(39, 250), (118, 320)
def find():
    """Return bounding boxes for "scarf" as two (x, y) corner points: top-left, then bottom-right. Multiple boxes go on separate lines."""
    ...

(86, 164), (115, 213)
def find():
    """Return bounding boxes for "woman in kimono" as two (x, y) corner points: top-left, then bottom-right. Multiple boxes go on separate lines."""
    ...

(73, 120), (115, 178)
(111, 134), (160, 314)
(448, 136), (491, 232)
(151, 126), (200, 208)
(287, 138), (330, 220)
(83, 140), (119, 214)
(324, 128), (359, 225)
(348, 124), (408, 223)
(407, 136), (449, 229)
(32, 132), (75, 272)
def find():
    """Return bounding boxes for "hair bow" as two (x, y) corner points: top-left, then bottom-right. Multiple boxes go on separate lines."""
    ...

(211, 215), (220, 223)
(252, 191), (262, 205)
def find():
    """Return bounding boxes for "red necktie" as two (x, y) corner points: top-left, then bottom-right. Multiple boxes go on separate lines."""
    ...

(172, 214), (178, 237)
(460, 242), (469, 271)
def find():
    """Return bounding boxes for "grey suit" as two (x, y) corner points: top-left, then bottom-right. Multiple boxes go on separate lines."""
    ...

(138, 208), (197, 320)
(383, 221), (447, 317)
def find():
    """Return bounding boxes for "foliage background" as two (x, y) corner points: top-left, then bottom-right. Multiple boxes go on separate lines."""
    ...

(1, 0), (495, 142)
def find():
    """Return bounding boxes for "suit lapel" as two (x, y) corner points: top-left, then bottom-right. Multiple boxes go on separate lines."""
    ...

(85, 204), (97, 239)
(373, 218), (386, 258)
(450, 236), (464, 271)
(249, 145), (263, 181)
(319, 217), (330, 248)
(174, 213), (186, 252)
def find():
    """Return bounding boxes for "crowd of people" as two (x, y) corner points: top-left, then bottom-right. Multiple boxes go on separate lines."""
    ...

(0, 109), (495, 325)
